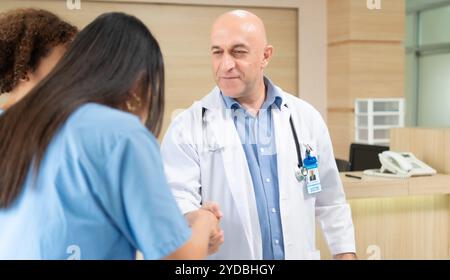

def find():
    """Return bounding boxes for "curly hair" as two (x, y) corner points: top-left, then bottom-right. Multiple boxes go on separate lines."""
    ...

(0, 8), (77, 93)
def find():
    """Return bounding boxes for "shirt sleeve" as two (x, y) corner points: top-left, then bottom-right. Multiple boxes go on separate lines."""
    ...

(95, 128), (191, 260)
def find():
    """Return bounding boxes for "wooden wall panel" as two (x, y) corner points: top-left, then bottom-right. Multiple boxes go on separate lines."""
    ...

(327, 44), (350, 108)
(390, 128), (450, 175)
(327, 0), (351, 45)
(328, 111), (354, 159)
(328, 43), (404, 109)
(349, 43), (404, 101)
(328, 0), (405, 44)
(0, 0), (298, 138)
(327, 0), (404, 158)
(327, 43), (404, 159)
(348, 0), (405, 42)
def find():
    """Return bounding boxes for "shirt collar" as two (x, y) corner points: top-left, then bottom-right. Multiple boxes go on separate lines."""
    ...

(221, 77), (283, 110)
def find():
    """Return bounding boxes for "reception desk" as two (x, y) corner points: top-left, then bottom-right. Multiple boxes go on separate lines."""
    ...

(341, 172), (450, 199)
(317, 128), (450, 260)
(317, 172), (450, 260)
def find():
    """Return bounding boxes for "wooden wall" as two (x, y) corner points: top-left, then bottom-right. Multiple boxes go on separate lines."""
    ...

(327, 0), (405, 159)
(391, 128), (450, 175)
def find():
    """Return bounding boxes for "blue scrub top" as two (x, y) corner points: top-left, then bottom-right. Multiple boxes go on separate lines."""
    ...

(0, 103), (191, 259)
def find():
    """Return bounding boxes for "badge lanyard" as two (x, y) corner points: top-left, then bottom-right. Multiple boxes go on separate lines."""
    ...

(290, 116), (322, 194)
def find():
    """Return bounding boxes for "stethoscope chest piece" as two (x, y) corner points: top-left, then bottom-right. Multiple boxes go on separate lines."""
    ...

(295, 166), (308, 182)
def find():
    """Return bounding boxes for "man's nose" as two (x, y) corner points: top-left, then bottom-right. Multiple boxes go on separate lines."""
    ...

(220, 54), (235, 71)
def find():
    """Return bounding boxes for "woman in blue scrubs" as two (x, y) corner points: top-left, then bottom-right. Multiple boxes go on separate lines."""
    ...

(0, 12), (221, 259)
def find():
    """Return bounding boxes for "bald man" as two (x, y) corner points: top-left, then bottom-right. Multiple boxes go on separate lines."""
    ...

(161, 10), (356, 260)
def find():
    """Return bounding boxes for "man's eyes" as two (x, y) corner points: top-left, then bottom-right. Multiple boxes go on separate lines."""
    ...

(211, 49), (247, 55)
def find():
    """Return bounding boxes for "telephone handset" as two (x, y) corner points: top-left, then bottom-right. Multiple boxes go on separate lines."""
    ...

(364, 151), (436, 178)
(379, 151), (413, 175)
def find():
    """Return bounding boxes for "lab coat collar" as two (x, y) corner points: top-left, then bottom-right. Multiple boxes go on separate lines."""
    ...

(201, 77), (290, 112)
(220, 77), (283, 110)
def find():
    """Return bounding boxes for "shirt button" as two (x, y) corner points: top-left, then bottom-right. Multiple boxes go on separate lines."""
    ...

(275, 240), (279, 245)
(271, 208), (277, 213)
(266, 178), (271, 183)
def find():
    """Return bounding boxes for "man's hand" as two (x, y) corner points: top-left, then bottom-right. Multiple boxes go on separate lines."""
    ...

(207, 228), (224, 255)
(334, 252), (357, 260)
(185, 201), (224, 255)
(201, 202), (224, 255)
(201, 201), (223, 219)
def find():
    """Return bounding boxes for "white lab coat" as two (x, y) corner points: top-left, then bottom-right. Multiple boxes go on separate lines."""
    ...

(161, 84), (356, 260)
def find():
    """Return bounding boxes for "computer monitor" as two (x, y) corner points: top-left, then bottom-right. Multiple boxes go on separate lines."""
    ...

(348, 143), (389, 171)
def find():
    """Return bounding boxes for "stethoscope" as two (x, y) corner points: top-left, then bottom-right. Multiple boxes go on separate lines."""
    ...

(289, 115), (311, 182)
(202, 105), (308, 183)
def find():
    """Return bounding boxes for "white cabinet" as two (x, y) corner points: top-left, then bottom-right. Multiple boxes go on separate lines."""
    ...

(354, 98), (405, 146)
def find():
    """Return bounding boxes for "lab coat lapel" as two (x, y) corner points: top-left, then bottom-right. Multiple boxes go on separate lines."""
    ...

(273, 103), (297, 203)
(273, 96), (310, 258)
(201, 89), (262, 259)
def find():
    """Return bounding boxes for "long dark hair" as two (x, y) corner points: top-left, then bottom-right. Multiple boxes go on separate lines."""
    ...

(0, 12), (165, 208)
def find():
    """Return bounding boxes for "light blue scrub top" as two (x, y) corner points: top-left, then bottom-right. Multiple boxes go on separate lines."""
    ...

(0, 103), (191, 259)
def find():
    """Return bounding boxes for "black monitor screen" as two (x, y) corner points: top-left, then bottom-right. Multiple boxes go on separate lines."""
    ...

(349, 143), (389, 171)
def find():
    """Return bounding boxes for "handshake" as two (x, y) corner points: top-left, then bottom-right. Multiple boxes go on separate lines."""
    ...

(185, 202), (224, 256)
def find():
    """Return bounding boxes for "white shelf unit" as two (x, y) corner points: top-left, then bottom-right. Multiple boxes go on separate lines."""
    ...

(354, 98), (405, 146)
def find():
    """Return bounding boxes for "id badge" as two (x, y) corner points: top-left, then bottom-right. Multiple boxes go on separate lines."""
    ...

(303, 152), (322, 194)
(306, 166), (322, 194)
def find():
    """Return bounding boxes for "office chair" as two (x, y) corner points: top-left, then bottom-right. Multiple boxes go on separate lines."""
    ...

(348, 143), (389, 171)
(335, 158), (350, 172)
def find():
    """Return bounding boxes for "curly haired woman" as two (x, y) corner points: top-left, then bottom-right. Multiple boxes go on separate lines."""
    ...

(0, 8), (77, 111)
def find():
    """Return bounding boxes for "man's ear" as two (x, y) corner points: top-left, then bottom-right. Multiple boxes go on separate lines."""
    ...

(262, 45), (274, 68)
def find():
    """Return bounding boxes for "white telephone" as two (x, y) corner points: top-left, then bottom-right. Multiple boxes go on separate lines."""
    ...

(363, 151), (437, 178)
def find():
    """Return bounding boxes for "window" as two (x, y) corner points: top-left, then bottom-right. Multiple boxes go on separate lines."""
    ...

(405, 0), (450, 127)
